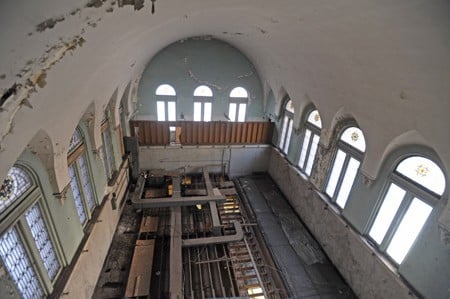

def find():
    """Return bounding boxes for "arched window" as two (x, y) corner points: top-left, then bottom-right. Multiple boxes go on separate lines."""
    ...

(0, 166), (62, 298)
(279, 99), (294, 154)
(228, 87), (248, 122)
(68, 127), (96, 226)
(193, 85), (213, 122)
(298, 109), (322, 176)
(155, 84), (177, 122)
(368, 156), (445, 264)
(325, 126), (366, 209)
(0, 166), (33, 214)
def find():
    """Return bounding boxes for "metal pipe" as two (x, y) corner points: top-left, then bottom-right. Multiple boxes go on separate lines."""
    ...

(182, 221), (243, 247)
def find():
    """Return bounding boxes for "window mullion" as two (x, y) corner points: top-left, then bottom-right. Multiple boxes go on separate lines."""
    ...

(333, 154), (351, 202)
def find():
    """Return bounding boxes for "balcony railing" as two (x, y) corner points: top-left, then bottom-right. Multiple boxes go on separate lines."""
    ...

(130, 121), (274, 146)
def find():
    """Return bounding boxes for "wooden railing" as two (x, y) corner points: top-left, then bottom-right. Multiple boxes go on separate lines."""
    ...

(130, 121), (274, 146)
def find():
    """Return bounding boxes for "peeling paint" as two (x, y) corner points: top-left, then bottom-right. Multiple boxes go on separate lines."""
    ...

(105, 6), (114, 13)
(36, 16), (66, 32)
(86, 0), (104, 8)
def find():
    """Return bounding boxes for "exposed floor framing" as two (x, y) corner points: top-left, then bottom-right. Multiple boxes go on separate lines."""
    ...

(93, 170), (355, 298)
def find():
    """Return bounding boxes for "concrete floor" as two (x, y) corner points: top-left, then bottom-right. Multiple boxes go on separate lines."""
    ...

(237, 174), (356, 299)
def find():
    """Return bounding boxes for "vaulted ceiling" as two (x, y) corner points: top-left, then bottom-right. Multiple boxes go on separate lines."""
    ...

(1, 0), (450, 181)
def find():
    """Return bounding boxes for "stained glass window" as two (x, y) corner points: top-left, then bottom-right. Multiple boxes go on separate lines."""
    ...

(25, 203), (61, 280)
(0, 228), (44, 299)
(0, 166), (33, 214)
(68, 129), (82, 153)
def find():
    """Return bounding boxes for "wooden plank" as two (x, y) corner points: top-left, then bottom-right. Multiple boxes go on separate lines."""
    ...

(125, 240), (155, 298)
(225, 123), (232, 143)
(149, 123), (156, 145)
(162, 124), (169, 145)
(231, 122), (237, 144)
(214, 123), (220, 144)
(193, 122), (198, 144)
(140, 216), (159, 233)
(143, 123), (150, 145)
(240, 123), (247, 143)
(220, 123), (226, 144)
(251, 123), (258, 143)
(246, 123), (253, 143)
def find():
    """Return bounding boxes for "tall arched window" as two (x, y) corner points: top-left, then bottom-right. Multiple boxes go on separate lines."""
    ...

(228, 87), (248, 122)
(193, 85), (213, 122)
(279, 99), (294, 154)
(298, 109), (322, 176)
(368, 156), (445, 264)
(325, 126), (366, 209)
(68, 127), (97, 226)
(100, 110), (117, 180)
(155, 84), (177, 122)
(0, 166), (62, 298)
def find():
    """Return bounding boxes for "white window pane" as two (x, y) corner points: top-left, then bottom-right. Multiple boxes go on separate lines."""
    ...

(230, 87), (248, 98)
(307, 109), (322, 129)
(326, 150), (347, 198)
(369, 184), (406, 244)
(156, 84), (176, 96)
(193, 102), (202, 121)
(228, 103), (237, 121)
(168, 101), (176, 121)
(396, 156), (446, 195)
(299, 129), (312, 169)
(194, 85), (213, 97)
(387, 198), (432, 264)
(336, 157), (360, 208)
(341, 127), (366, 152)
(204, 102), (212, 122)
(283, 119), (293, 154)
(238, 103), (247, 122)
(305, 134), (320, 176)
(157, 101), (165, 121)
(279, 116), (289, 148)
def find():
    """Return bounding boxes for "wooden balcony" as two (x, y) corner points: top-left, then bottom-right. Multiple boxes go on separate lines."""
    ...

(130, 121), (274, 146)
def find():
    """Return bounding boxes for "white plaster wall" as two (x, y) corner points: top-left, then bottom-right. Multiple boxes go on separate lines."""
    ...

(61, 196), (123, 299)
(139, 145), (271, 178)
(268, 149), (418, 299)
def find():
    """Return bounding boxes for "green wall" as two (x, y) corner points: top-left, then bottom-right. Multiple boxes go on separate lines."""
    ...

(135, 37), (265, 122)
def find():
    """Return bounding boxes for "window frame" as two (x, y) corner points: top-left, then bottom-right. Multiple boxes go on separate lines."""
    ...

(68, 128), (98, 226)
(101, 119), (117, 180)
(366, 155), (444, 265)
(228, 87), (248, 122)
(324, 125), (365, 210)
(0, 166), (63, 297)
(298, 109), (322, 177)
(278, 99), (294, 155)
(193, 96), (213, 122)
